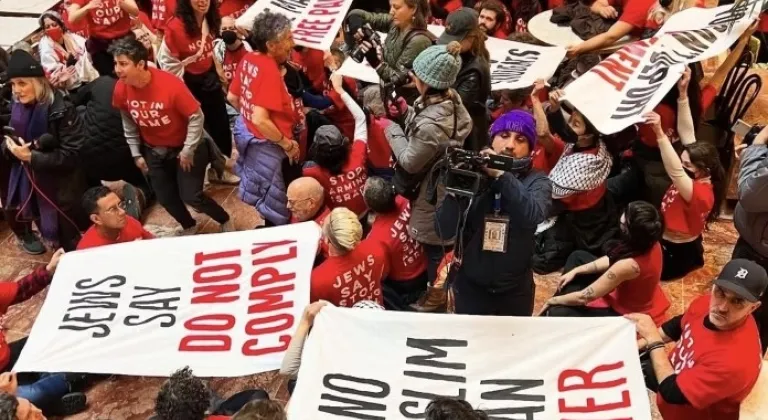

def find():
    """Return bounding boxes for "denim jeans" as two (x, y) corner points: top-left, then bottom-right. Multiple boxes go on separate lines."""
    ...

(17, 373), (70, 412)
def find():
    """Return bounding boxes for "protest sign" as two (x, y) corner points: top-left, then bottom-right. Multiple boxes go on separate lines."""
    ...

(288, 307), (652, 419)
(564, 0), (763, 134)
(236, 0), (355, 50)
(14, 223), (320, 377)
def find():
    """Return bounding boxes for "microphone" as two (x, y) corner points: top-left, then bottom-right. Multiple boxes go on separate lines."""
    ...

(37, 133), (59, 151)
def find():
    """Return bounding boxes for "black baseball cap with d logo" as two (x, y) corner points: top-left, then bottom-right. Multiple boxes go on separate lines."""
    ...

(714, 259), (768, 302)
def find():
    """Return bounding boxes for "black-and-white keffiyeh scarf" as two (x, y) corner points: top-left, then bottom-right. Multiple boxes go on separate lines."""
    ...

(549, 140), (612, 199)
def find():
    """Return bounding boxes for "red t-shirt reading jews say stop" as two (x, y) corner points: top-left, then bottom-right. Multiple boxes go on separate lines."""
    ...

(303, 141), (368, 217)
(164, 17), (215, 75)
(311, 238), (389, 307)
(657, 295), (762, 420)
(72, 0), (132, 39)
(113, 67), (201, 148)
(660, 180), (714, 238)
(221, 44), (249, 86)
(367, 196), (427, 282)
(77, 216), (155, 250)
(230, 52), (298, 141)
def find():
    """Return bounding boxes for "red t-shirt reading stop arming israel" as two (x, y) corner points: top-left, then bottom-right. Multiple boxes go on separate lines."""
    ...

(221, 44), (249, 86)
(657, 295), (761, 420)
(164, 17), (215, 75)
(72, 0), (132, 39)
(77, 216), (155, 250)
(112, 67), (201, 148)
(303, 141), (369, 217)
(229, 52), (299, 141)
(660, 180), (714, 238)
(310, 239), (390, 307)
(367, 196), (427, 282)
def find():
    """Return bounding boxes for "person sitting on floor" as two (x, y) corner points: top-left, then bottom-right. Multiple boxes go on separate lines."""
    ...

(286, 177), (330, 225)
(542, 201), (670, 325)
(231, 400), (287, 420)
(77, 186), (154, 250)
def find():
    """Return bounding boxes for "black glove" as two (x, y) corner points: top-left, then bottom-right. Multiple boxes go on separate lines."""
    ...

(66, 54), (77, 67)
(364, 42), (381, 68)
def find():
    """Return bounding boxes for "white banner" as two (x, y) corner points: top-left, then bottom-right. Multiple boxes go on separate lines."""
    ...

(564, 0), (764, 134)
(288, 307), (652, 419)
(14, 224), (320, 377)
(337, 25), (566, 92)
(236, 0), (355, 50)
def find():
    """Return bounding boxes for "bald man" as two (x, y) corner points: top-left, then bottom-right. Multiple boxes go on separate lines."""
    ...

(287, 177), (329, 224)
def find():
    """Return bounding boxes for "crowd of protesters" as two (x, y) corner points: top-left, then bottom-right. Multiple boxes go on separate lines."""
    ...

(0, 0), (767, 417)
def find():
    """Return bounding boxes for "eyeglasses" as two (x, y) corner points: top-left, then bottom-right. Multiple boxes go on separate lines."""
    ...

(104, 201), (126, 215)
(287, 197), (312, 207)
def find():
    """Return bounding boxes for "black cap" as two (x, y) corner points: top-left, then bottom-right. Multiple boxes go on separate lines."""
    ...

(7, 50), (45, 79)
(714, 259), (768, 303)
(437, 8), (479, 45)
(313, 125), (347, 147)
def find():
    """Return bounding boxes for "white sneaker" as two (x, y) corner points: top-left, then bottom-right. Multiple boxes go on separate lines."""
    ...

(178, 225), (198, 236)
(207, 167), (240, 185)
(221, 220), (235, 233)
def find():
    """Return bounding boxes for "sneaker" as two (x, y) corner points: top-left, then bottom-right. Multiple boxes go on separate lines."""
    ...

(220, 220), (234, 233)
(52, 392), (87, 416)
(19, 231), (45, 255)
(207, 167), (240, 185)
(121, 183), (141, 220)
(178, 225), (199, 236)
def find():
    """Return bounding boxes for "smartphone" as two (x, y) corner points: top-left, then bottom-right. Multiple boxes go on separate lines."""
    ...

(732, 119), (752, 138)
(2, 127), (22, 146)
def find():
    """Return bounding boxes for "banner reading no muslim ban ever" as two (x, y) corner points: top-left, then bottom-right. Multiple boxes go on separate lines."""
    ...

(236, 0), (355, 50)
(289, 307), (652, 419)
(13, 223), (321, 377)
(564, 0), (765, 135)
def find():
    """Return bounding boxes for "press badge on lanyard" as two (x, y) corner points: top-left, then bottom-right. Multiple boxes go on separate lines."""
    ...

(483, 193), (508, 253)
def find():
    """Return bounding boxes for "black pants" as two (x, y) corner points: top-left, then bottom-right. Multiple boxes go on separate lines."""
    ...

(661, 236), (704, 281)
(210, 389), (269, 416)
(143, 143), (229, 229)
(84, 155), (154, 205)
(732, 237), (768, 355)
(381, 271), (429, 310)
(184, 68), (233, 158)
(422, 243), (451, 284)
(452, 271), (535, 316)
(546, 250), (620, 318)
(86, 37), (120, 77)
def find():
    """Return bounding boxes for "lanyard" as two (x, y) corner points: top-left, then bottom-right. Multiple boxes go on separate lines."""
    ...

(493, 193), (501, 215)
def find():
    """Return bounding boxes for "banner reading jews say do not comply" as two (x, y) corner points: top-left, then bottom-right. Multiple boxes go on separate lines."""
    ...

(236, 0), (355, 50)
(564, 0), (765, 135)
(14, 223), (320, 377)
(288, 308), (652, 419)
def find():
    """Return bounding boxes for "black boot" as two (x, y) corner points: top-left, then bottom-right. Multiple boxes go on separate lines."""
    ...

(49, 392), (87, 416)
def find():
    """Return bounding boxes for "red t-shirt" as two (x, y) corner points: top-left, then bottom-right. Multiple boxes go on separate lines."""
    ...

(367, 196), (427, 282)
(61, 2), (89, 38)
(558, 146), (606, 211)
(113, 67), (201, 148)
(588, 242), (669, 325)
(151, 0), (176, 31)
(291, 48), (326, 93)
(135, 11), (155, 32)
(291, 206), (331, 257)
(310, 239), (390, 307)
(0, 282), (19, 370)
(218, 0), (252, 19)
(367, 118), (393, 170)
(77, 216), (155, 250)
(322, 78), (358, 140)
(660, 180), (714, 238)
(164, 17), (214, 75)
(221, 43), (249, 86)
(658, 295), (762, 420)
(638, 102), (677, 148)
(230, 52), (298, 141)
(72, 0), (132, 39)
(760, 12), (768, 33)
(303, 141), (369, 216)
(531, 136), (565, 174)
(615, 0), (658, 34)
(700, 84), (717, 114)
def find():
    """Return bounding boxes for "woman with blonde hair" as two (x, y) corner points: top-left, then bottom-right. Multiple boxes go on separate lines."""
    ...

(1, 50), (88, 253)
(310, 207), (390, 307)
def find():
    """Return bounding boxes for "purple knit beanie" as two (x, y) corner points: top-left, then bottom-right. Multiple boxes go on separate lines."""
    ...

(489, 110), (537, 150)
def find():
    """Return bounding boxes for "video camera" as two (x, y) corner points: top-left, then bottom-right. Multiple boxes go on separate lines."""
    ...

(346, 15), (382, 64)
(444, 147), (532, 197)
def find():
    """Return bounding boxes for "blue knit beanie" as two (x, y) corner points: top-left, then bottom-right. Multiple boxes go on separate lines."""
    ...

(412, 44), (462, 90)
(489, 110), (537, 150)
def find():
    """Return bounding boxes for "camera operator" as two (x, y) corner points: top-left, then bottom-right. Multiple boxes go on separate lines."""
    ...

(347, 0), (434, 103)
(436, 111), (552, 316)
(732, 124), (768, 355)
(384, 43), (472, 286)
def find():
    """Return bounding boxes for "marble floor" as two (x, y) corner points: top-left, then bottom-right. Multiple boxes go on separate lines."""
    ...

(0, 185), (746, 419)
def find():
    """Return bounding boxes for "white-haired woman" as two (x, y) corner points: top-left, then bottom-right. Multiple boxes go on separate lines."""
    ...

(1, 50), (88, 253)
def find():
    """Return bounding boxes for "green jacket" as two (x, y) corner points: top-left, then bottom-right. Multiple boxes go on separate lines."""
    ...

(348, 10), (433, 84)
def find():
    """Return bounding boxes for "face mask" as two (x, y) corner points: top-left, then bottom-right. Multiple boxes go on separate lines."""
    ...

(221, 30), (238, 45)
(560, 123), (581, 144)
(683, 167), (697, 179)
(46, 27), (64, 42)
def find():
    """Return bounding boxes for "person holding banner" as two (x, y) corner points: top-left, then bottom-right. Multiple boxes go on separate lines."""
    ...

(565, 0), (661, 56)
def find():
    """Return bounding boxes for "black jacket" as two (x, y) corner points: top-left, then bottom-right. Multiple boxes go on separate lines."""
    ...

(454, 53), (491, 151)
(436, 170), (552, 292)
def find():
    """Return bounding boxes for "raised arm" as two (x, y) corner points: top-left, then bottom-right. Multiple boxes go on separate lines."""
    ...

(647, 112), (694, 202)
(676, 68), (696, 146)
(332, 72), (367, 142)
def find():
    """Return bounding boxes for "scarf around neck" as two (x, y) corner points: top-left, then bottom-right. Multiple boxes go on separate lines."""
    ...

(549, 140), (612, 200)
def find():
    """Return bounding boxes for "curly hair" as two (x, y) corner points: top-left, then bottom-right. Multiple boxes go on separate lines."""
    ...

(686, 142), (725, 223)
(176, 0), (221, 38)
(249, 11), (292, 53)
(425, 397), (489, 420)
(155, 367), (210, 420)
(607, 201), (664, 262)
(312, 143), (350, 176)
(232, 400), (286, 420)
(0, 392), (18, 420)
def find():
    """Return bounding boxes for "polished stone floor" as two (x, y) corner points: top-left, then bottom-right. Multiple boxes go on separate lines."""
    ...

(0, 185), (746, 419)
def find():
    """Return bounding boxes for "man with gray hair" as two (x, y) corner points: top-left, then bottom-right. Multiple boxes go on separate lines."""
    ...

(287, 177), (329, 225)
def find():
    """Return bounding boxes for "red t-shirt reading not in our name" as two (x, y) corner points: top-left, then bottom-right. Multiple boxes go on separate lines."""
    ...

(221, 44), (249, 86)
(151, 0), (177, 31)
(112, 67), (201, 148)
(310, 239), (390, 307)
(218, 0), (252, 19)
(72, 0), (132, 39)
(367, 196), (427, 282)
(77, 216), (155, 250)
(230, 52), (298, 140)
(660, 180), (714, 238)
(657, 295), (762, 420)
(303, 141), (369, 217)
(164, 17), (215, 75)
